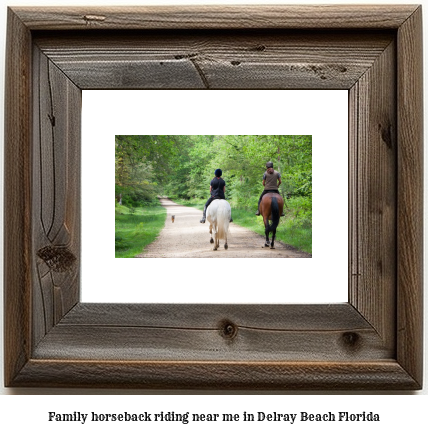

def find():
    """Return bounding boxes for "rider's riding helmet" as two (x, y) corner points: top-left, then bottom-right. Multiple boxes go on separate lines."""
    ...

(214, 168), (222, 177)
(266, 161), (274, 169)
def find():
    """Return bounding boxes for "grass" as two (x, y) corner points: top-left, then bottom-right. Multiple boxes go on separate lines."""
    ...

(229, 208), (312, 254)
(172, 197), (205, 211)
(115, 204), (166, 258)
(171, 197), (312, 254)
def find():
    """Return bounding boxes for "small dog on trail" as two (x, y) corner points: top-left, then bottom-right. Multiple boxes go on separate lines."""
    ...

(171, 215), (175, 223)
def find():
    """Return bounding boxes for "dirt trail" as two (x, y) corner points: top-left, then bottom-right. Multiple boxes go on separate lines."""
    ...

(136, 198), (311, 258)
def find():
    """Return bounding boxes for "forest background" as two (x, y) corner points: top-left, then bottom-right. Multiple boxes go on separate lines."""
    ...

(115, 135), (312, 256)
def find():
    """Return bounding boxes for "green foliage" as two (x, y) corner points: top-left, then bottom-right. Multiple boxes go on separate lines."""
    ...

(115, 205), (166, 258)
(176, 200), (311, 254)
(115, 135), (190, 206)
(115, 135), (312, 251)
(285, 196), (312, 227)
(172, 197), (205, 210)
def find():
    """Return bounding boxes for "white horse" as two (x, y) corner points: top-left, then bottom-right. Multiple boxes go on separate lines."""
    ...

(206, 199), (231, 251)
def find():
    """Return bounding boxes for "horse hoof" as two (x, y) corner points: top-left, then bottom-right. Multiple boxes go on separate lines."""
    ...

(270, 246), (275, 249)
(210, 238), (214, 244)
(224, 244), (228, 250)
(265, 243), (269, 247)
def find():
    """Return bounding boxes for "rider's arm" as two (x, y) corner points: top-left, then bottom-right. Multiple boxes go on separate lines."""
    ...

(262, 172), (266, 187)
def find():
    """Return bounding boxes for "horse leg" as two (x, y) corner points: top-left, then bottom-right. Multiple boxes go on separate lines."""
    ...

(270, 228), (276, 249)
(212, 227), (218, 251)
(209, 224), (214, 244)
(264, 218), (270, 247)
(265, 228), (270, 247)
(224, 234), (228, 250)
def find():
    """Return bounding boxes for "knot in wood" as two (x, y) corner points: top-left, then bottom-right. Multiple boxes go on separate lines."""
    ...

(83, 15), (106, 23)
(219, 320), (238, 340)
(378, 122), (393, 149)
(341, 332), (361, 350)
(37, 245), (76, 272)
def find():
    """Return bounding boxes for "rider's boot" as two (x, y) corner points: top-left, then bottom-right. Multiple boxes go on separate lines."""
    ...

(255, 199), (261, 216)
(200, 207), (207, 223)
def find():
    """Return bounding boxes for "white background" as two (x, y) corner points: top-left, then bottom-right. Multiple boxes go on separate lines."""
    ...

(82, 90), (348, 304)
(0, 0), (427, 430)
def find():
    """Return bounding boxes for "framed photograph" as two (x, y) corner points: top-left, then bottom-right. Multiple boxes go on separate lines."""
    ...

(4, 5), (423, 389)
(82, 91), (347, 305)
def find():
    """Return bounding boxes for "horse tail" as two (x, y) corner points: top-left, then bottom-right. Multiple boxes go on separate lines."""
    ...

(268, 196), (280, 232)
(217, 201), (230, 240)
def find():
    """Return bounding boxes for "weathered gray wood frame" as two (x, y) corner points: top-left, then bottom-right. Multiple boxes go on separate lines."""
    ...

(4, 5), (423, 389)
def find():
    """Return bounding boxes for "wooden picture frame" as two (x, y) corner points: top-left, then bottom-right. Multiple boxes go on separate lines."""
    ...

(4, 5), (423, 390)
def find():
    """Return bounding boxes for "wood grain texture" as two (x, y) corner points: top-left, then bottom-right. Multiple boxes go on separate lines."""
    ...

(32, 47), (81, 347)
(349, 40), (396, 350)
(60, 303), (370, 329)
(4, 5), (423, 390)
(34, 31), (393, 90)
(3, 8), (32, 388)
(32, 304), (391, 362)
(11, 5), (419, 30)
(12, 361), (419, 390)
(396, 6), (423, 387)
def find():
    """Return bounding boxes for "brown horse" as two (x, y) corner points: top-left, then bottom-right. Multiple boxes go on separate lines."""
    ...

(260, 193), (284, 249)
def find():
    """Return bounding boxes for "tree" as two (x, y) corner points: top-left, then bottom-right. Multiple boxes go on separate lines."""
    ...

(115, 135), (312, 214)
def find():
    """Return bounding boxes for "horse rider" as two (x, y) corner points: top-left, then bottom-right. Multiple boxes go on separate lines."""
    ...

(200, 168), (233, 223)
(255, 161), (285, 216)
